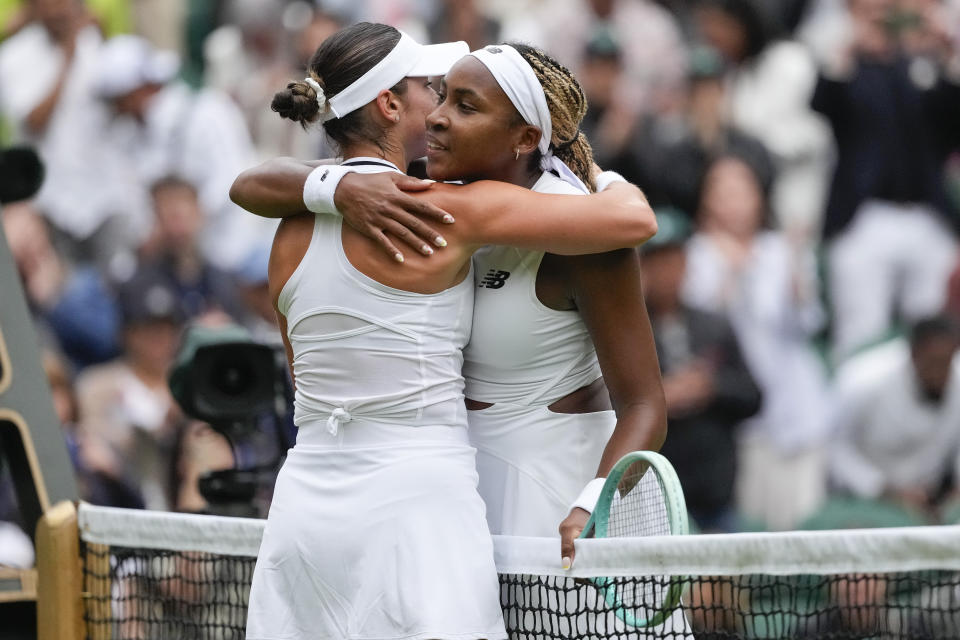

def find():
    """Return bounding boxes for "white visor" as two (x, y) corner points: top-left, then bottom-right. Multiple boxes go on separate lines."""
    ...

(322, 32), (468, 123)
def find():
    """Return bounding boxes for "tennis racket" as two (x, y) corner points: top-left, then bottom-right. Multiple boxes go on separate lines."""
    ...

(578, 450), (689, 629)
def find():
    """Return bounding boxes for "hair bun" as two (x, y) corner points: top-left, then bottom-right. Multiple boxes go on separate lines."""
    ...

(271, 80), (322, 127)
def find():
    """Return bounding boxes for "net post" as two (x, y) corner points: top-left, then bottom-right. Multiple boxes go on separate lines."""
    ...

(85, 542), (111, 640)
(35, 500), (83, 640)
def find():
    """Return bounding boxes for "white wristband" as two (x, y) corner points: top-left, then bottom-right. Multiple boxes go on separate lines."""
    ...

(302, 164), (357, 215)
(571, 477), (606, 514)
(595, 170), (627, 193)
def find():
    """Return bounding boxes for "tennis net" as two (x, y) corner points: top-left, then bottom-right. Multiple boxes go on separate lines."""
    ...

(76, 503), (960, 639)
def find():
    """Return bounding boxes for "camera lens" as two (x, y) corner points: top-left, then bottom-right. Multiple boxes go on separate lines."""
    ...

(213, 355), (255, 397)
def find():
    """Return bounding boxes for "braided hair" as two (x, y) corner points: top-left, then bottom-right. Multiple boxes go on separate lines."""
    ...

(508, 43), (596, 192)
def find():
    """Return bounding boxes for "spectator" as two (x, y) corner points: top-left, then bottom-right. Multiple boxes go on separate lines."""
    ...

(622, 44), (774, 218)
(812, 0), (960, 359)
(169, 420), (235, 514)
(76, 264), (187, 510)
(428, 0), (501, 51)
(694, 0), (832, 237)
(2, 201), (119, 369)
(92, 34), (275, 272)
(0, 0), (148, 269)
(684, 154), (831, 530)
(139, 176), (244, 323)
(829, 316), (960, 517)
(502, 0), (687, 116)
(642, 209), (763, 531)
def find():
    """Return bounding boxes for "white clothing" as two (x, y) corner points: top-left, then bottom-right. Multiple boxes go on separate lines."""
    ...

(464, 175), (601, 407)
(465, 171), (606, 535)
(829, 200), (958, 361)
(247, 161), (505, 640)
(829, 339), (960, 499)
(684, 230), (831, 529)
(0, 24), (148, 240)
(110, 82), (274, 271)
(727, 41), (833, 235)
(684, 231), (831, 454)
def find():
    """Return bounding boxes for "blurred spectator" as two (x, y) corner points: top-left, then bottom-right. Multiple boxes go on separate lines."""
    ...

(641, 210), (763, 531)
(694, 0), (832, 237)
(76, 264), (187, 510)
(502, 0), (687, 116)
(812, 0), (960, 360)
(684, 155), (831, 530)
(0, 0), (149, 269)
(429, 0), (501, 51)
(231, 245), (281, 345)
(169, 420), (234, 514)
(618, 44), (774, 217)
(92, 34), (275, 272)
(42, 348), (144, 508)
(829, 316), (960, 517)
(139, 176), (244, 323)
(203, 0), (332, 161)
(2, 201), (119, 369)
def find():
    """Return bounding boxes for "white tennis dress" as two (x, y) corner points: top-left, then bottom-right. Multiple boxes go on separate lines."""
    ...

(246, 161), (506, 640)
(464, 171), (615, 537)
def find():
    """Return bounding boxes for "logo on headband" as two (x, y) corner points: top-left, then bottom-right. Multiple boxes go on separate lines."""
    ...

(486, 46), (503, 54)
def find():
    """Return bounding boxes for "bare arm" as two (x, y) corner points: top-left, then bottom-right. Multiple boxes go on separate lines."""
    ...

(556, 249), (667, 565)
(428, 181), (658, 255)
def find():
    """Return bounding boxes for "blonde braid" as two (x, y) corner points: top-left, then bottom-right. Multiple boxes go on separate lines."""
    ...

(512, 44), (597, 192)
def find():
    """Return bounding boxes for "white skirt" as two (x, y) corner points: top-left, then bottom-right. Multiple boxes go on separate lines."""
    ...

(467, 403), (616, 537)
(246, 422), (506, 640)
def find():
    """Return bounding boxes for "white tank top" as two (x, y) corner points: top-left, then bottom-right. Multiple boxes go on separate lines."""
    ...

(277, 160), (474, 434)
(463, 171), (601, 405)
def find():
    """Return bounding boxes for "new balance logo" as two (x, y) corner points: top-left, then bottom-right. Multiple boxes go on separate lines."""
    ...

(480, 269), (510, 289)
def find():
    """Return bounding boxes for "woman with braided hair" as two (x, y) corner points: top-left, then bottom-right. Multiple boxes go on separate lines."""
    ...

(426, 44), (665, 569)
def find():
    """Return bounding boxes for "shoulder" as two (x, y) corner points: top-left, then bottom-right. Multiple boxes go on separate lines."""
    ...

(533, 172), (585, 196)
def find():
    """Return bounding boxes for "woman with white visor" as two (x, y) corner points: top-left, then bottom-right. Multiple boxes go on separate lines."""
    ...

(242, 23), (658, 640)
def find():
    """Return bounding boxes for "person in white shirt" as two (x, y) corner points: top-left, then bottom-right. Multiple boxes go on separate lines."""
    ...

(683, 154), (831, 530)
(829, 316), (960, 516)
(92, 34), (273, 272)
(0, 0), (147, 267)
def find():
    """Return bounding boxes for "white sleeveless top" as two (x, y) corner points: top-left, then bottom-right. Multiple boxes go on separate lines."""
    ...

(277, 160), (474, 434)
(463, 171), (601, 405)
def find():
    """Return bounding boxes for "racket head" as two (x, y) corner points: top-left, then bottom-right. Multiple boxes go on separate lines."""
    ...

(578, 450), (689, 629)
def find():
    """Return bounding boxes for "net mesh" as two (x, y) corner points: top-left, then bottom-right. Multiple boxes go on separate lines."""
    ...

(76, 504), (960, 640)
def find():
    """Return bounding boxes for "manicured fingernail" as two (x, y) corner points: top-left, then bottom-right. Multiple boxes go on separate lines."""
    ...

(562, 557), (571, 570)
(395, 253), (404, 263)
(422, 245), (433, 255)
(443, 214), (455, 224)
(435, 236), (447, 247)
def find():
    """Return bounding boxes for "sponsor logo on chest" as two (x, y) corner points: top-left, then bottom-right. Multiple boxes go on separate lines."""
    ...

(479, 269), (511, 289)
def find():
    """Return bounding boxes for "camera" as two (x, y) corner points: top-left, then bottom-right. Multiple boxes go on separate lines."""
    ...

(169, 324), (293, 517)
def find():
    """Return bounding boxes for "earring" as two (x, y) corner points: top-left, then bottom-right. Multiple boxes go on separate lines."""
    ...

(394, 115), (400, 122)
(515, 148), (519, 161)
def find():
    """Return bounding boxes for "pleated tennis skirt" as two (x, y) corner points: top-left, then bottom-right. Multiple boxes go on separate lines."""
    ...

(246, 421), (506, 640)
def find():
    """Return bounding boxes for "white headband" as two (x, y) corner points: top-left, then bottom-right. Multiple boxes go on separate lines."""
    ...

(469, 45), (588, 193)
(318, 32), (468, 123)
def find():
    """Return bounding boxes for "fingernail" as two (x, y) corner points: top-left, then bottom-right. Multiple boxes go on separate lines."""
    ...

(443, 214), (455, 224)
(435, 236), (447, 247)
(422, 245), (433, 255)
(395, 253), (404, 263)
(562, 557), (572, 570)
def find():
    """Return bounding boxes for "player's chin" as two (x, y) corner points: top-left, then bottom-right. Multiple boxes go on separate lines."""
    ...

(425, 154), (455, 181)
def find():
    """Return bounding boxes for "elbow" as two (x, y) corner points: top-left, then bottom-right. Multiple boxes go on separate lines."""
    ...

(229, 174), (245, 207)
(627, 203), (658, 247)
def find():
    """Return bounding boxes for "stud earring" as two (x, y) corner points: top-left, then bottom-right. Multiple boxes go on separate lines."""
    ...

(394, 115), (400, 122)
(515, 148), (519, 161)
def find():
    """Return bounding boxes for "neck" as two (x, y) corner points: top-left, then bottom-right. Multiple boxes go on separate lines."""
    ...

(341, 141), (406, 172)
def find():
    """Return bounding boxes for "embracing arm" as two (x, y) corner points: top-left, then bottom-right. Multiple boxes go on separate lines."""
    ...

(557, 248), (667, 565)
(230, 157), (325, 218)
(428, 180), (657, 255)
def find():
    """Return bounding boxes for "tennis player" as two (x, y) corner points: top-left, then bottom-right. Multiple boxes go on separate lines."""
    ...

(243, 23), (657, 640)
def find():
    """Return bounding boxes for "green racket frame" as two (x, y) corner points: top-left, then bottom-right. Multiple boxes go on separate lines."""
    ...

(578, 450), (689, 629)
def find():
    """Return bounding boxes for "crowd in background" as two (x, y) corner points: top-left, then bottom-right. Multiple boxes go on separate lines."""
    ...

(2, 0), (960, 539)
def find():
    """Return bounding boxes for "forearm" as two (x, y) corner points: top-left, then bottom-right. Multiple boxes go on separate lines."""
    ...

(593, 402), (667, 478)
(230, 158), (325, 218)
